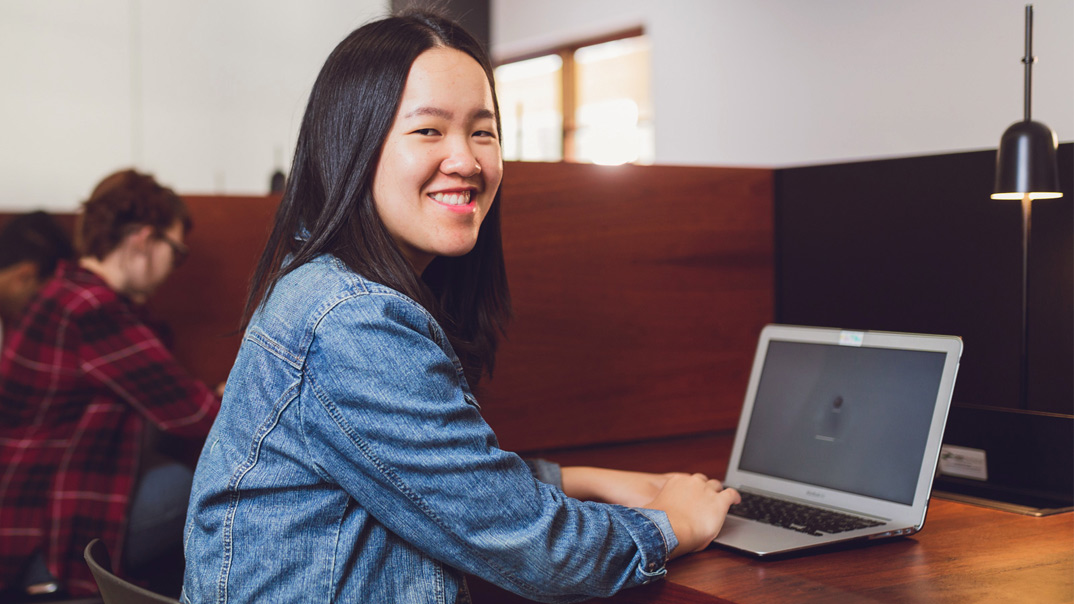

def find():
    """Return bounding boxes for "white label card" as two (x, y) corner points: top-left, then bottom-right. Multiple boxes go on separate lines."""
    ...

(938, 445), (989, 481)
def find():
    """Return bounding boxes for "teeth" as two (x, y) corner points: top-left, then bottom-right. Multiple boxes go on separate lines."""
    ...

(431, 192), (471, 206)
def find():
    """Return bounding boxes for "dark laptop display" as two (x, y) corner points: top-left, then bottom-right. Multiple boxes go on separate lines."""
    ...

(738, 341), (946, 505)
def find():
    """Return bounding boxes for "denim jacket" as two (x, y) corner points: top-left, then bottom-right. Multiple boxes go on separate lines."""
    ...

(181, 254), (676, 604)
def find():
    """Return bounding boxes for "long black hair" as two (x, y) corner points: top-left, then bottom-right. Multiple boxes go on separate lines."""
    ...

(243, 11), (510, 386)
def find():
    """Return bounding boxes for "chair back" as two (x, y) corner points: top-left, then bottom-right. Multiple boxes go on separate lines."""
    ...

(83, 539), (180, 604)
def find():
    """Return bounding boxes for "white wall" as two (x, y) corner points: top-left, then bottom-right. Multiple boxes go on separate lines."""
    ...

(3, 1), (1072, 211)
(0, 0), (388, 212)
(492, 0), (1074, 167)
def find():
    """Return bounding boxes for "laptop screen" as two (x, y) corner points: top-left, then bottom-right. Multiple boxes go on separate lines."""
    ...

(738, 340), (946, 505)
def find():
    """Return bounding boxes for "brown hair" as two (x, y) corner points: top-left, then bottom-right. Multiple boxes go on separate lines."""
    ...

(77, 169), (192, 260)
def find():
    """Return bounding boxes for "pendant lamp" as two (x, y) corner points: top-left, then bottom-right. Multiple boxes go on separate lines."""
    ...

(992, 5), (1062, 201)
(991, 4), (1063, 410)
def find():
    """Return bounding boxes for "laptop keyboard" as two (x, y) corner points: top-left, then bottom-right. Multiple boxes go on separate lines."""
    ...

(729, 491), (885, 537)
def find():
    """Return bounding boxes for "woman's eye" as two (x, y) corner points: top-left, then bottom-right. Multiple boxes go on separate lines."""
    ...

(474, 130), (497, 139)
(413, 128), (440, 136)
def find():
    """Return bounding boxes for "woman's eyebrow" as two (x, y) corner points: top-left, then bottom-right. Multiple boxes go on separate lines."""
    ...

(405, 106), (453, 120)
(403, 106), (496, 121)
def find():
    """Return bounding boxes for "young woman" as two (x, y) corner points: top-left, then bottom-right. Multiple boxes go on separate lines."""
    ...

(182, 11), (738, 603)
(0, 170), (219, 600)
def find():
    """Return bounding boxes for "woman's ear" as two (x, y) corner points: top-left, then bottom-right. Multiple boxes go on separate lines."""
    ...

(124, 225), (155, 252)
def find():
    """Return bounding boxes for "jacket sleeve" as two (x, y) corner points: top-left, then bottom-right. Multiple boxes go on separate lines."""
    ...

(302, 292), (676, 603)
(77, 297), (219, 438)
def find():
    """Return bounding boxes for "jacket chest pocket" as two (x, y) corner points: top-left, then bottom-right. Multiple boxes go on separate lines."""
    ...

(462, 392), (481, 410)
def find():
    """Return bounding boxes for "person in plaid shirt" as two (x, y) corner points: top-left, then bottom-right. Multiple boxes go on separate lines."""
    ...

(0, 170), (220, 600)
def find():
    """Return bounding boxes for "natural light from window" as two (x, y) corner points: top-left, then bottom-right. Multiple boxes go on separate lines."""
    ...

(495, 54), (563, 162)
(573, 36), (652, 166)
(494, 33), (652, 165)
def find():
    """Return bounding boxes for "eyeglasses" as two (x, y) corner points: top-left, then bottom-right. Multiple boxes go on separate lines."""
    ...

(156, 233), (190, 268)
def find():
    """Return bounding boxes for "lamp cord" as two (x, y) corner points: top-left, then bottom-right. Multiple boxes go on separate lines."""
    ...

(1022, 4), (1036, 122)
(1021, 195), (1032, 410)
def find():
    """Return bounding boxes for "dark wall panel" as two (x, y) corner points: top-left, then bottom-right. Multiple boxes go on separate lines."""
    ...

(776, 144), (1073, 415)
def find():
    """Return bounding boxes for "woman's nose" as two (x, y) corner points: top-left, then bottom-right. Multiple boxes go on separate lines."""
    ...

(440, 141), (481, 177)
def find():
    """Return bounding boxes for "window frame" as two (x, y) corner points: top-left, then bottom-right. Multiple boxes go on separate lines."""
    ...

(495, 27), (646, 162)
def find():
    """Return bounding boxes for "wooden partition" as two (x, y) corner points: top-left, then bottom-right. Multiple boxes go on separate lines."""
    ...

(141, 195), (280, 387)
(483, 162), (773, 451)
(1, 162), (774, 453)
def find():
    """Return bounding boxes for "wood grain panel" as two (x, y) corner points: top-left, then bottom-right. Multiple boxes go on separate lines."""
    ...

(3, 161), (774, 453)
(142, 195), (279, 387)
(2, 198), (275, 390)
(480, 162), (773, 452)
(623, 493), (1074, 604)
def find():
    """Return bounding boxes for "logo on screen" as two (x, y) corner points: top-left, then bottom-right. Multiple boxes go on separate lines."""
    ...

(815, 395), (846, 442)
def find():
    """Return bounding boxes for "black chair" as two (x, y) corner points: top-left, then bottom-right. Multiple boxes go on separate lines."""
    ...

(83, 540), (179, 604)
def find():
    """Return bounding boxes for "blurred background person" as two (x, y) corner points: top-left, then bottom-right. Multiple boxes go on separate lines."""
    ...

(0, 211), (74, 348)
(0, 170), (221, 602)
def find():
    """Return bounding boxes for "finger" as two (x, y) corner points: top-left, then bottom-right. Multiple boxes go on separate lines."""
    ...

(718, 487), (742, 506)
(698, 489), (744, 551)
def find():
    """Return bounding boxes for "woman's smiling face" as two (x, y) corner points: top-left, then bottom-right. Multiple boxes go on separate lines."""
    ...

(372, 47), (503, 274)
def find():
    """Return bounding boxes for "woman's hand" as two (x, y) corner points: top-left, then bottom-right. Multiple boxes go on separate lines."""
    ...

(561, 467), (740, 558)
(561, 466), (685, 508)
(643, 473), (740, 558)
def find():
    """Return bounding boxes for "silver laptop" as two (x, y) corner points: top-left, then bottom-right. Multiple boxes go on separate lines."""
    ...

(713, 324), (962, 557)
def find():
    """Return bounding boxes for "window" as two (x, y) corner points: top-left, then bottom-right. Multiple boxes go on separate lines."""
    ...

(495, 31), (652, 165)
(495, 54), (564, 162)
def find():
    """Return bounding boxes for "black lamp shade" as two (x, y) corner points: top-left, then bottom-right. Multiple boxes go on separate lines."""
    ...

(993, 119), (1063, 199)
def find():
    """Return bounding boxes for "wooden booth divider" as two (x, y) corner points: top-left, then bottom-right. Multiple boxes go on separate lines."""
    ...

(484, 162), (773, 452)
(2, 161), (774, 455)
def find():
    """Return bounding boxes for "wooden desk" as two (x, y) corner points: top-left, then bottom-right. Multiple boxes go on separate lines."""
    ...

(471, 433), (1074, 603)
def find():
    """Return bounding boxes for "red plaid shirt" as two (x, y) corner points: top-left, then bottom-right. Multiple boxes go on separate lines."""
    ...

(0, 262), (219, 595)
